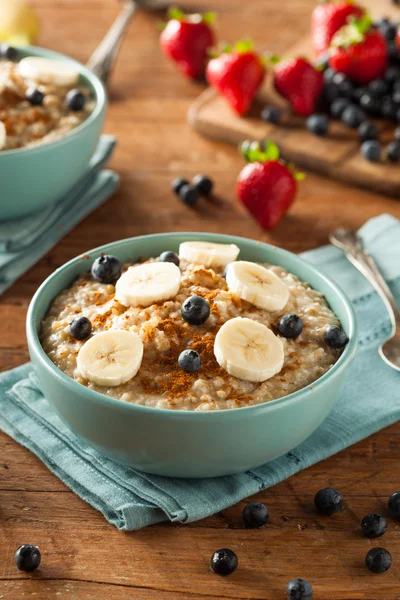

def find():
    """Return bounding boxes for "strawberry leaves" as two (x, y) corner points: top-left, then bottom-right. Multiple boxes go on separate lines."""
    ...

(331, 14), (373, 47)
(167, 7), (216, 26)
(240, 140), (305, 180)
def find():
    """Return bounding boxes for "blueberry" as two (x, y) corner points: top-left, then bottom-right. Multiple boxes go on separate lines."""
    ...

(66, 89), (86, 111)
(358, 121), (379, 142)
(359, 93), (381, 116)
(211, 548), (238, 576)
(323, 68), (336, 83)
(178, 349), (201, 373)
(0, 44), (18, 61)
(323, 82), (340, 103)
(314, 487), (343, 515)
(352, 87), (367, 103)
(392, 90), (400, 104)
(361, 514), (387, 539)
(380, 22), (398, 41)
(395, 127), (400, 140)
(261, 105), (282, 124)
(171, 177), (189, 196)
(387, 141), (400, 162)
(193, 174), (213, 196)
(365, 548), (392, 573)
(385, 66), (400, 84)
(393, 80), (400, 93)
(26, 88), (44, 106)
(179, 184), (199, 206)
(388, 41), (400, 63)
(242, 502), (269, 528)
(181, 294), (210, 325)
(361, 140), (382, 162)
(15, 545), (41, 572)
(324, 325), (349, 348)
(286, 578), (313, 600)
(277, 314), (304, 339)
(332, 72), (354, 98)
(330, 98), (350, 119)
(91, 255), (122, 284)
(368, 79), (389, 97)
(70, 316), (92, 340)
(159, 251), (180, 266)
(342, 105), (365, 128)
(388, 491), (400, 519)
(396, 108), (400, 123)
(306, 114), (329, 136)
(381, 97), (397, 119)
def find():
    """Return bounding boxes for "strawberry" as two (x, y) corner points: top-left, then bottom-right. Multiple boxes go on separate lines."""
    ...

(311, 0), (364, 55)
(329, 16), (388, 84)
(397, 28), (400, 50)
(206, 41), (265, 115)
(236, 141), (302, 231)
(160, 8), (215, 79)
(274, 58), (324, 117)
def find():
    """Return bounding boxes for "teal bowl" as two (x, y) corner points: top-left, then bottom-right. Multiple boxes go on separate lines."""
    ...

(0, 46), (106, 221)
(26, 233), (358, 478)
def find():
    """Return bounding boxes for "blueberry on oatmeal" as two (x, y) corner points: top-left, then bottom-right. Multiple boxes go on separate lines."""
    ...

(181, 295), (210, 325)
(91, 255), (122, 284)
(70, 316), (92, 340)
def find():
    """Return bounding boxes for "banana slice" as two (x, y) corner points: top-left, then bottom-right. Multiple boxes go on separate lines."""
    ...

(214, 317), (284, 382)
(18, 57), (79, 86)
(179, 241), (240, 268)
(115, 261), (181, 308)
(226, 261), (289, 311)
(0, 122), (6, 151)
(77, 330), (144, 387)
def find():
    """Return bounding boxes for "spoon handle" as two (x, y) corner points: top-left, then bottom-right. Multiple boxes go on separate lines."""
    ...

(86, 0), (137, 84)
(330, 228), (400, 336)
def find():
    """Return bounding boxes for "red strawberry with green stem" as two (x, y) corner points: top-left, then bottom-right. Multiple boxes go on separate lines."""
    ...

(236, 141), (303, 231)
(206, 41), (266, 115)
(160, 8), (215, 79)
(329, 16), (388, 84)
(312, 0), (364, 55)
(274, 57), (324, 117)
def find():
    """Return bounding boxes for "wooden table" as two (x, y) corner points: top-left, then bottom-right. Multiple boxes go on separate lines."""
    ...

(1, 1), (400, 598)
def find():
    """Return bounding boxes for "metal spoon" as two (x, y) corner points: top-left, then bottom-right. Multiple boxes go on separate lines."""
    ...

(330, 227), (400, 371)
(86, 0), (167, 84)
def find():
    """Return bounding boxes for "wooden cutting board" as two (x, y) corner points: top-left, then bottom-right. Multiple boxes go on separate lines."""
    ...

(188, 0), (400, 198)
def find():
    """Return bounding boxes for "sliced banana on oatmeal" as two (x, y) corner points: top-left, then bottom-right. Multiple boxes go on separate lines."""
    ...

(179, 241), (240, 268)
(115, 261), (181, 308)
(19, 57), (79, 86)
(0, 122), (6, 151)
(214, 317), (284, 382)
(77, 329), (143, 387)
(226, 261), (289, 311)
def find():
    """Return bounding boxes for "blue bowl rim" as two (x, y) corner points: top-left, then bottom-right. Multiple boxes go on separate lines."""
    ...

(0, 45), (106, 158)
(26, 232), (359, 419)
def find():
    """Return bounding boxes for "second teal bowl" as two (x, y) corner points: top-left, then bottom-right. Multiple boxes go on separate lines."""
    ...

(26, 233), (358, 478)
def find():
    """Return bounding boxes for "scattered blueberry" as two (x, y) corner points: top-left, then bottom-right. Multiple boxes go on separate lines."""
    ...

(332, 72), (354, 98)
(211, 548), (238, 576)
(159, 251), (180, 266)
(361, 514), (387, 539)
(66, 89), (86, 111)
(26, 88), (44, 106)
(178, 349), (201, 373)
(395, 127), (400, 140)
(358, 121), (379, 142)
(385, 65), (400, 84)
(70, 316), (92, 340)
(323, 68), (336, 83)
(171, 177), (189, 196)
(342, 105), (365, 128)
(261, 105), (282, 124)
(330, 98), (350, 119)
(306, 114), (329, 136)
(324, 325), (349, 349)
(379, 21), (398, 41)
(359, 93), (381, 116)
(368, 79), (389, 97)
(15, 545), (41, 572)
(323, 82), (340, 103)
(314, 487), (343, 515)
(387, 40), (400, 63)
(286, 578), (313, 600)
(0, 44), (18, 61)
(381, 97), (397, 120)
(91, 255), (122, 284)
(361, 140), (382, 162)
(352, 87), (367, 103)
(365, 548), (392, 574)
(277, 314), (304, 339)
(387, 140), (400, 162)
(242, 502), (269, 528)
(181, 294), (210, 325)
(193, 174), (213, 196)
(388, 491), (400, 519)
(179, 184), (199, 207)
(392, 90), (400, 104)
(393, 80), (400, 93)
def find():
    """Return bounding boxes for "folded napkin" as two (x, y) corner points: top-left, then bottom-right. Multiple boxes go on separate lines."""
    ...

(0, 135), (119, 296)
(0, 214), (399, 531)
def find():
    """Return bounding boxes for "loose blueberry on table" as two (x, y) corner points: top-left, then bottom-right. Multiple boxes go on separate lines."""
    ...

(286, 578), (313, 600)
(314, 487), (343, 515)
(361, 140), (382, 163)
(361, 514), (387, 539)
(171, 177), (189, 196)
(193, 174), (213, 196)
(242, 502), (269, 528)
(15, 544), (41, 572)
(365, 547), (392, 573)
(211, 548), (238, 576)
(388, 490), (400, 519)
(179, 184), (199, 206)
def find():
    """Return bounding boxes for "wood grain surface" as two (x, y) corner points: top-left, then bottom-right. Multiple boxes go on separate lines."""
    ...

(189, 0), (400, 197)
(1, 1), (400, 599)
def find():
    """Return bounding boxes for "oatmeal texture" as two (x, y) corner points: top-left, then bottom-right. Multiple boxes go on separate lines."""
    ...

(41, 258), (343, 411)
(0, 61), (94, 150)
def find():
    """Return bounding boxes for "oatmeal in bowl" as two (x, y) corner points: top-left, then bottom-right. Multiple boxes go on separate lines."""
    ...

(41, 240), (350, 412)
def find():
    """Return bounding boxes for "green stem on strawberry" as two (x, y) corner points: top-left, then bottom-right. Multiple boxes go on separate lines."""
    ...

(239, 140), (305, 180)
(167, 7), (216, 25)
(331, 14), (373, 48)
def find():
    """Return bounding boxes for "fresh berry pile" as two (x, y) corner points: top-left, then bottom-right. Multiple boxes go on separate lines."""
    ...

(171, 174), (214, 206)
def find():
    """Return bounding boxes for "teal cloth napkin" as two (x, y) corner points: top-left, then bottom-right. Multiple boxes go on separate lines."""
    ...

(0, 214), (399, 531)
(0, 135), (119, 295)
